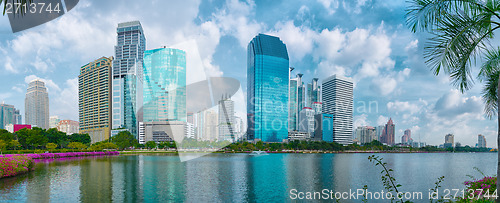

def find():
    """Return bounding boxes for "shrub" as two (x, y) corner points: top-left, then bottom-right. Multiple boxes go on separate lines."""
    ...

(0, 156), (34, 178)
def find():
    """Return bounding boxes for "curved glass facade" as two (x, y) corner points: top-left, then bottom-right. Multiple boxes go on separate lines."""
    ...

(143, 48), (186, 122)
(247, 34), (289, 142)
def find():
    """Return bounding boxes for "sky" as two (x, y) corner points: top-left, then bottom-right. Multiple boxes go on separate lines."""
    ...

(0, 0), (495, 147)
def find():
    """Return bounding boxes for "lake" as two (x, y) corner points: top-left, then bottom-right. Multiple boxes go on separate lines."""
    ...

(0, 153), (496, 202)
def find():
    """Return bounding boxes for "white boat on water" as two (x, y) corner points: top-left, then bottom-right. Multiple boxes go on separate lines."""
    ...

(249, 151), (269, 156)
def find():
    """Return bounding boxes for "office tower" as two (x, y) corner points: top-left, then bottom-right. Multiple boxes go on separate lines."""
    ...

(357, 126), (377, 144)
(234, 116), (244, 140)
(218, 97), (235, 141)
(143, 47), (186, 122)
(185, 122), (195, 139)
(477, 134), (487, 148)
(314, 113), (333, 142)
(112, 21), (146, 138)
(307, 78), (321, 107)
(289, 72), (306, 131)
(0, 103), (21, 129)
(380, 118), (395, 145)
(322, 75), (353, 145)
(444, 134), (454, 148)
(25, 79), (49, 129)
(402, 129), (411, 144)
(57, 120), (79, 135)
(49, 116), (60, 129)
(196, 109), (218, 141)
(289, 70), (298, 131)
(376, 125), (384, 141)
(312, 102), (322, 115)
(298, 107), (315, 137)
(79, 56), (113, 143)
(247, 34), (289, 142)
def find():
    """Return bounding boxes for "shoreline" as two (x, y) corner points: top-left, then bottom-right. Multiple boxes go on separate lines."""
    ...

(119, 150), (494, 154)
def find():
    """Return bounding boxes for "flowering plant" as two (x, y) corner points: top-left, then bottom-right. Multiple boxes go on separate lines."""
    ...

(0, 156), (34, 178)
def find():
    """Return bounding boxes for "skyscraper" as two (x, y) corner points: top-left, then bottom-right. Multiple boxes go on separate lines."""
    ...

(289, 72), (306, 132)
(307, 78), (321, 107)
(322, 75), (353, 145)
(49, 116), (60, 129)
(444, 134), (454, 148)
(25, 79), (49, 129)
(0, 103), (21, 129)
(79, 56), (113, 143)
(402, 129), (411, 144)
(143, 47), (186, 122)
(477, 134), (487, 148)
(218, 97), (235, 141)
(298, 107), (315, 137)
(112, 21), (146, 138)
(381, 118), (395, 146)
(314, 113), (333, 142)
(247, 34), (289, 142)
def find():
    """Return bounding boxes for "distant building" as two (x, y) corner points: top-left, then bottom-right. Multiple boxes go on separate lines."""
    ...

(111, 129), (129, 138)
(25, 79), (49, 129)
(375, 125), (384, 141)
(380, 118), (395, 146)
(314, 114), (333, 142)
(288, 131), (309, 141)
(79, 56), (113, 143)
(142, 121), (184, 143)
(322, 75), (353, 145)
(247, 34), (289, 142)
(5, 124), (32, 133)
(0, 103), (21, 129)
(477, 134), (487, 148)
(307, 78), (321, 107)
(57, 120), (79, 135)
(218, 97), (235, 141)
(185, 122), (195, 139)
(312, 102), (322, 115)
(401, 129), (412, 145)
(357, 126), (377, 144)
(444, 134), (454, 148)
(196, 109), (218, 141)
(49, 116), (60, 129)
(298, 107), (315, 137)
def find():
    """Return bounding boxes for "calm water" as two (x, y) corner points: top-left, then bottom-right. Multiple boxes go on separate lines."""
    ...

(0, 153), (496, 202)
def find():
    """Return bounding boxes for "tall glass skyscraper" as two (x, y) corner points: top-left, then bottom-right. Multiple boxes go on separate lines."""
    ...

(143, 47), (186, 122)
(112, 21), (146, 137)
(247, 34), (289, 142)
(307, 78), (321, 107)
(288, 76), (298, 131)
(0, 103), (21, 129)
(25, 79), (49, 129)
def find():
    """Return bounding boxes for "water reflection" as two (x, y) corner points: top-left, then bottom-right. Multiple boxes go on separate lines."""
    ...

(0, 153), (496, 202)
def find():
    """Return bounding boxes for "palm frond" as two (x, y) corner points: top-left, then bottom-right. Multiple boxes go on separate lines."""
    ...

(406, 0), (496, 32)
(423, 10), (499, 92)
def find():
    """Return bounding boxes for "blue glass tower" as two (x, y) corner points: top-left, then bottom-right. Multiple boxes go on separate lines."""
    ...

(143, 47), (186, 122)
(247, 34), (289, 142)
(112, 21), (146, 137)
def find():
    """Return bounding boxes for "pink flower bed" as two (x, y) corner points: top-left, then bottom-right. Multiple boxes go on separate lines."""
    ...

(0, 156), (34, 178)
(0, 151), (119, 160)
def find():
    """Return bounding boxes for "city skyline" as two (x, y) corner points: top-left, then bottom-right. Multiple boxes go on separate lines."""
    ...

(0, 0), (495, 147)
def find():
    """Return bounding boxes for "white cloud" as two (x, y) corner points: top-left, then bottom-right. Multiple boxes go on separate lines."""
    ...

(52, 78), (79, 120)
(354, 114), (370, 128)
(405, 39), (418, 52)
(214, 0), (263, 48)
(377, 115), (389, 126)
(317, 0), (339, 15)
(387, 100), (422, 115)
(271, 21), (315, 61)
(4, 56), (17, 73)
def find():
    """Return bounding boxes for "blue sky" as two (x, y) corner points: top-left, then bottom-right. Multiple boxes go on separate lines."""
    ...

(0, 0), (495, 147)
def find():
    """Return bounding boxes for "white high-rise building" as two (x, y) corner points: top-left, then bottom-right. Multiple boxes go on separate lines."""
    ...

(25, 79), (49, 129)
(322, 75), (353, 145)
(218, 97), (235, 141)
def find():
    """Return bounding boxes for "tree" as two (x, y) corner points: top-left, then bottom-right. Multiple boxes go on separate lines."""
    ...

(69, 133), (91, 144)
(145, 141), (157, 149)
(45, 128), (68, 148)
(406, 0), (500, 199)
(46, 143), (57, 150)
(89, 142), (118, 151)
(0, 140), (6, 153)
(110, 131), (138, 150)
(67, 142), (87, 150)
(0, 129), (13, 142)
(9, 140), (20, 150)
